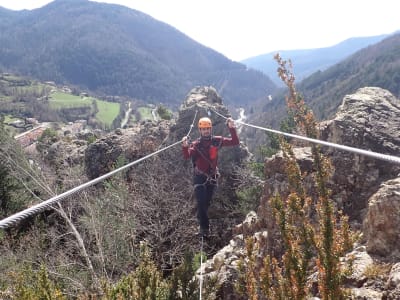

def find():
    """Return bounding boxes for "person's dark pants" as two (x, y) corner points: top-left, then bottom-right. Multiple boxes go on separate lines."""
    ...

(193, 174), (215, 232)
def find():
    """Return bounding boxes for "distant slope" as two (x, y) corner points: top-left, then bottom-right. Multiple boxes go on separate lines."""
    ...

(243, 32), (400, 155)
(242, 34), (392, 86)
(0, 0), (276, 107)
(298, 32), (400, 119)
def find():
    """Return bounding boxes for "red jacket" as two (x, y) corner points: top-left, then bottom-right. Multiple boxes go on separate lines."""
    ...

(182, 127), (239, 175)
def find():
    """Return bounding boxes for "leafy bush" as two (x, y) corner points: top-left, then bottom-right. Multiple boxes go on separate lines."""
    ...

(6, 265), (66, 300)
(156, 105), (172, 120)
(102, 243), (169, 299)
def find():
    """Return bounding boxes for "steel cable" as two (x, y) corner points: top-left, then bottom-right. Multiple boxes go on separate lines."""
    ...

(0, 140), (181, 229)
(210, 108), (400, 165)
(0, 109), (200, 229)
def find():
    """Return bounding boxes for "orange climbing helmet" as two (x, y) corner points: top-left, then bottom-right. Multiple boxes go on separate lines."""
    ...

(198, 117), (212, 128)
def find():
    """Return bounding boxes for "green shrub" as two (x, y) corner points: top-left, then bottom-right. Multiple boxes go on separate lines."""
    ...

(156, 105), (172, 120)
(103, 243), (169, 299)
(8, 265), (66, 300)
(235, 55), (355, 299)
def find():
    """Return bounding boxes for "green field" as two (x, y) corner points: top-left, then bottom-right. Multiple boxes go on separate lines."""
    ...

(3, 115), (19, 123)
(49, 92), (92, 109)
(0, 74), (122, 128)
(95, 100), (120, 126)
(0, 76), (50, 101)
(138, 106), (153, 120)
(49, 92), (120, 126)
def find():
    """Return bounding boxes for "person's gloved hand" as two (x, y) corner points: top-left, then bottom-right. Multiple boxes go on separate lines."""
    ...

(181, 136), (189, 147)
(226, 117), (235, 128)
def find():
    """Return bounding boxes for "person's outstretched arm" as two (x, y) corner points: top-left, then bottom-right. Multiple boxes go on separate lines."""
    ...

(221, 118), (239, 146)
(182, 136), (194, 159)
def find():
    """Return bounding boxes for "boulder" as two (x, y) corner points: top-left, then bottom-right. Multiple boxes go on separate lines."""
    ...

(320, 87), (400, 220)
(363, 178), (400, 259)
(85, 121), (169, 179)
(387, 263), (400, 287)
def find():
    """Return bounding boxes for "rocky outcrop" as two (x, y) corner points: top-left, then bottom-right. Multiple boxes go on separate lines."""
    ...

(36, 128), (101, 187)
(169, 86), (250, 175)
(84, 120), (170, 179)
(260, 87), (400, 233)
(195, 212), (263, 300)
(320, 87), (400, 220)
(363, 178), (400, 259)
(84, 86), (251, 248)
(198, 87), (400, 298)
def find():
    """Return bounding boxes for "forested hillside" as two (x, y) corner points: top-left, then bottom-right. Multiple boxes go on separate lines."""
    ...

(0, 0), (276, 108)
(242, 34), (391, 86)
(299, 32), (400, 119)
(243, 32), (400, 158)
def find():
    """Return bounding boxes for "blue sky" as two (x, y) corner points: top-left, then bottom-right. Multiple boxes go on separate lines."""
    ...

(1, 0), (399, 61)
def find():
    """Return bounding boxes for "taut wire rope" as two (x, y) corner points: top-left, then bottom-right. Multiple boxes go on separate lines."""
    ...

(0, 141), (181, 229)
(199, 236), (204, 300)
(186, 109), (198, 138)
(0, 111), (200, 230)
(208, 107), (400, 165)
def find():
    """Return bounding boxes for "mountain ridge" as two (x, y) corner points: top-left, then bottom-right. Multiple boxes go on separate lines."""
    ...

(0, 0), (276, 108)
(241, 33), (394, 86)
(241, 32), (400, 158)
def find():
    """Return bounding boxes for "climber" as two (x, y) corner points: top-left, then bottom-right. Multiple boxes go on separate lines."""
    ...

(182, 116), (239, 238)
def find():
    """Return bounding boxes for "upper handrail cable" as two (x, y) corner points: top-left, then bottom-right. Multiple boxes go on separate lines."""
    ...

(3, 106), (399, 229)
(0, 141), (181, 229)
(210, 107), (400, 165)
(0, 110), (201, 229)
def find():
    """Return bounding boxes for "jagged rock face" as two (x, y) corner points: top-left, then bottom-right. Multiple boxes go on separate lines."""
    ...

(170, 86), (230, 145)
(259, 87), (400, 252)
(38, 134), (90, 188)
(320, 87), (400, 220)
(199, 87), (400, 298)
(325, 87), (400, 156)
(363, 178), (400, 259)
(44, 139), (87, 167)
(85, 86), (251, 248)
(387, 263), (400, 298)
(168, 86), (251, 244)
(196, 212), (263, 300)
(259, 147), (318, 256)
(260, 87), (400, 250)
(84, 121), (169, 179)
(171, 86), (249, 175)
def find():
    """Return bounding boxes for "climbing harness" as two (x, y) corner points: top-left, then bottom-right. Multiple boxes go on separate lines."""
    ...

(193, 172), (220, 190)
(191, 139), (221, 190)
(191, 135), (222, 176)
